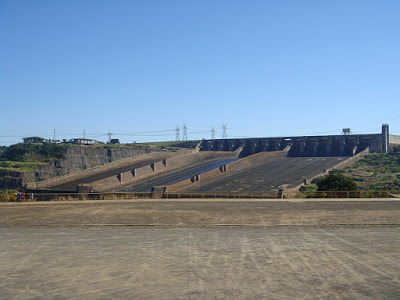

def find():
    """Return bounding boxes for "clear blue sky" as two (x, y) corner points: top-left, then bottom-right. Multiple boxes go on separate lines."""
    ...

(1, 0), (399, 145)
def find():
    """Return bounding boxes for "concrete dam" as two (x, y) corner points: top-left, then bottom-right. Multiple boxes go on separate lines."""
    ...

(26, 125), (400, 195)
(200, 124), (398, 157)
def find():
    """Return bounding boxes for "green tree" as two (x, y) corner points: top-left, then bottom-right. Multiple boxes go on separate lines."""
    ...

(1, 144), (27, 161)
(317, 174), (358, 191)
(109, 139), (120, 144)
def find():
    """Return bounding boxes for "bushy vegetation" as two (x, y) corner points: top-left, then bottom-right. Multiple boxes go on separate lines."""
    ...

(316, 174), (358, 191)
(353, 153), (400, 174)
(299, 184), (318, 192)
(300, 152), (400, 196)
(0, 161), (45, 172)
(0, 143), (67, 162)
(331, 153), (400, 191)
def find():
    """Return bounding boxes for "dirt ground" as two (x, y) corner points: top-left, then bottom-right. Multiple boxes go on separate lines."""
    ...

(1, 199), (399, 299)
(1, 198), (400, 226)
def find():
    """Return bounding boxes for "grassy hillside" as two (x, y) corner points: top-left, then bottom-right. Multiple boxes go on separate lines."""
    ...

(0, 143), (68, 172)
(0, 143), (67, 162)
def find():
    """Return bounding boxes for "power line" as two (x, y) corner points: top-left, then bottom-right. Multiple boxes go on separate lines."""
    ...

(2, 121), (399, 146)
(114, 129), (175, 135)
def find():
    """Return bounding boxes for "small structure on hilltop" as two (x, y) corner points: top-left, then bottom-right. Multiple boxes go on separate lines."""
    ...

(70, 138), (102, 145)
(23, 137), (45, 144)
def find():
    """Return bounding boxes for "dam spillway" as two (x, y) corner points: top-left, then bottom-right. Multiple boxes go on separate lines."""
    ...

(26, 124), (400, 194)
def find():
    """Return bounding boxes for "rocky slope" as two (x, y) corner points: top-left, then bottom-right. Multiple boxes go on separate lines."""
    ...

(1, 145), (161, 190)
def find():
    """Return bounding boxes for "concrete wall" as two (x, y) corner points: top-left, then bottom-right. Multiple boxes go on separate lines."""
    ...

(90, 151), (239, 192)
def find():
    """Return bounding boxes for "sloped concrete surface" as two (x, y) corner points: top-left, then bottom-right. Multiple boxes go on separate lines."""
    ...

(184, 156), (348, 192)
(117, 158), (237, 193)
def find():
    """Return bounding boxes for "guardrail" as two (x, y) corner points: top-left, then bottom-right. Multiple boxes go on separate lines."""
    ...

(0, 190), (399, 202)
(0, 191), (282, 202)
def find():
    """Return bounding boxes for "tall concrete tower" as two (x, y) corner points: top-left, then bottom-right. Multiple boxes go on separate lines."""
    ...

(382, 124), (389, 153)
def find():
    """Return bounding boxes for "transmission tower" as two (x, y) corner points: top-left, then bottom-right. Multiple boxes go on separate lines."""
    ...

(108, 131), (112, 143)
(182, 124), (188, 141)
(222, 124), (227, 139)
(211, 127), (216, 140)
(52, 129), (57, 143)
(83, 129), (86, 139)
(175, 126), (180, 141)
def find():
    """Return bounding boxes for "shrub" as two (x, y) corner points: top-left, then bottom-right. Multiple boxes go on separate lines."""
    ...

(317, 174), (358, 191)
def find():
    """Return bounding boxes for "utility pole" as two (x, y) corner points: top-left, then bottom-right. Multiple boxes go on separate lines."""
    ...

(83, 130), (86, 139)
(182, 124), (188, 141)
(108, 131), (112, 143)
(175, 126), (180, 141)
